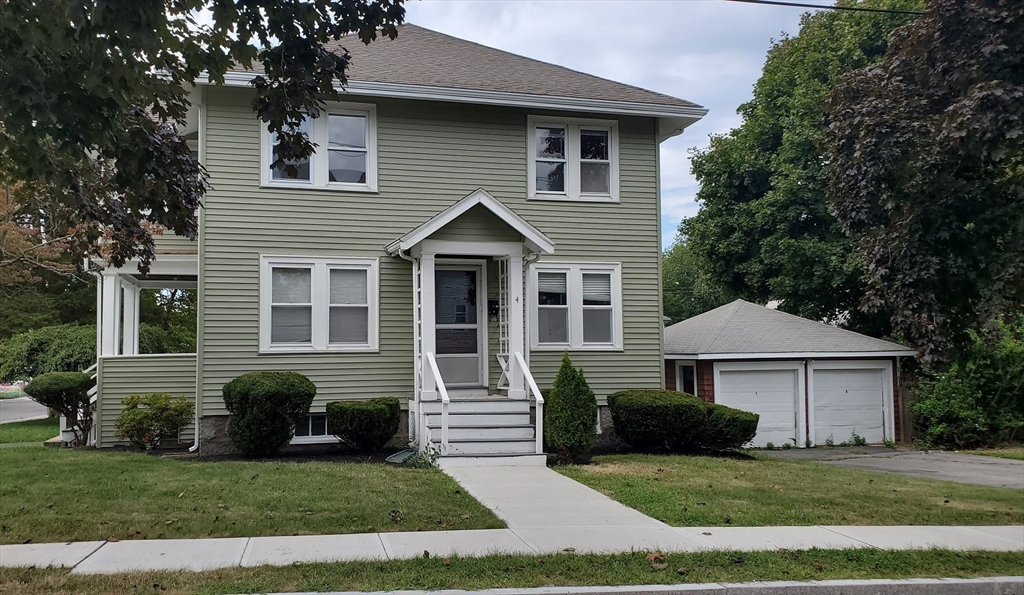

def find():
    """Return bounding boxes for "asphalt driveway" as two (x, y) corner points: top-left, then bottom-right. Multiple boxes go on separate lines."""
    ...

(760, 446), (1024, 490)
(0, 397), (48, 424)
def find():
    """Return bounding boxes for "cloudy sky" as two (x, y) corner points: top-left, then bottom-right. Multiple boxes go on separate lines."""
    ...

(404, 0), (819, 248)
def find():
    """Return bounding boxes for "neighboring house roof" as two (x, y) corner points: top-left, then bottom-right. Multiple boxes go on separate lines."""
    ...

(217, 24), (706, 139)
(665, 300), (916, 359)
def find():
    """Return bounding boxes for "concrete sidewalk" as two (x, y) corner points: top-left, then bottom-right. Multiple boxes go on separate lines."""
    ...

(1, 525), (1020, 574)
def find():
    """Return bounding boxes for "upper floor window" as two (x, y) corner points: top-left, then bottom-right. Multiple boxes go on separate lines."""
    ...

(530, 262), (623, 350)
(527, 116), (619, 202)
(259, 255), (379, 353)
(261, 103), (378, 192)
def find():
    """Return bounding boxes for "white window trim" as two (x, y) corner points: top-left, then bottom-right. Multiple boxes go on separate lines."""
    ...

(259, 255), (380, 353)
(527, 115), (619, 202)
(528, 262), (623, 350)
(675, 360), (696, 394)
(260, 102), (378, 192)
(290, 413), (341, 445)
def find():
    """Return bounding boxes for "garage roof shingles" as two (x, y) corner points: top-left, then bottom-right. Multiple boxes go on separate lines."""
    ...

(665, 300), (915, 356)
(231, 24), (702, 110)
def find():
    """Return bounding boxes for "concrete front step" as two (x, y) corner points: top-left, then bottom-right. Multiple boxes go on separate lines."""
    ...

(419, 398), (528, 415)
(426, 424), (535, 440)
(432, 437), (537, 455)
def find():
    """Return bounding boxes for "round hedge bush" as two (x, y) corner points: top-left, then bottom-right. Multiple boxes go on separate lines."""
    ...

(326, 397), (401, 452)
(24, 371), (94, 445)
(222, 371), (317, 457)
(608, 389), (759, 452)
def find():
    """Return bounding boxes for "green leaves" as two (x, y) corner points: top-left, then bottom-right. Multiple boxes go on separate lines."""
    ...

(0, 0), (405, 272)
(824, 0), (1024, 362)
(682, 0), (918, 335)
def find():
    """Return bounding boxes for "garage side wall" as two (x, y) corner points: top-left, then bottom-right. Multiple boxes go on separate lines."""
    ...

(664, 360), (676, 391)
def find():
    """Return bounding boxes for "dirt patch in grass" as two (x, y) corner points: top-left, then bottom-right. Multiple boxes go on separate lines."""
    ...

(0, 447), (502, 544)
(2, 549), (1020, 595)
(558, 454), (1023, 527)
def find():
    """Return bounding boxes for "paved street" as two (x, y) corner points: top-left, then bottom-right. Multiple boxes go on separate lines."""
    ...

(0, 397), (48, 424)
(760, 446), (1024, 489)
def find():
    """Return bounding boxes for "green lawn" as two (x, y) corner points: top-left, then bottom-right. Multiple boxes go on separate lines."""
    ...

(963, 445), (1024, 461)
(3, 550), (1021, 595)
(0, 447), (503, 544)
(0, 417), (59, 444)
(558, 454), (1023, 527)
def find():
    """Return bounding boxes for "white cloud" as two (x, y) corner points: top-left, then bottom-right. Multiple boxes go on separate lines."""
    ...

(403, 1), (811, 247)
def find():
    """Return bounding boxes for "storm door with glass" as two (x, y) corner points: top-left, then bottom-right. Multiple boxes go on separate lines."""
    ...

(434, 264), (485, 388)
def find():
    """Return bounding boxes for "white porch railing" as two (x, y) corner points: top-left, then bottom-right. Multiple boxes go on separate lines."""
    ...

(512, 351), (544, 454)
(424, 352), (450, 453)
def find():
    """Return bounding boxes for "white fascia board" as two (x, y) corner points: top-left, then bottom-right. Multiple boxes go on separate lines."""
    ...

(209, 71), (707, 132)
(671, 350), (917, 360)
(386, 188), (555, 255)
(92, 254), (199, 277)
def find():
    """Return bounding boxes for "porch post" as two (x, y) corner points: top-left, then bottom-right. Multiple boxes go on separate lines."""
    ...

(100, 272), (122, 356)
(121, 280), (141, 356)
(420, 253), (437, 400)
(508, 254), (526, 399)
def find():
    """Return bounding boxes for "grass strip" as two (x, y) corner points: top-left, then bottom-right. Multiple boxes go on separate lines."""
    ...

(2, 549), (1021, 595)
(0, 446), (502, 544)
(558, 454), (1023, 526)
(963, 446), (1024, 461)
(0, 417), (58, 444)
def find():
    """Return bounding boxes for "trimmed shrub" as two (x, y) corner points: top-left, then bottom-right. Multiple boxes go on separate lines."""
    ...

(606, 389), (706, 451)
(0, 324), (95, 382)
(222, 372), (316, 457)
(700, 403), (760, 451)
(115, 393), (195, 450)
(24, 371), (94, 445)
(544, 354), (597, 464)
(608, 389), (760, 452)
(326, 397), (401, 452)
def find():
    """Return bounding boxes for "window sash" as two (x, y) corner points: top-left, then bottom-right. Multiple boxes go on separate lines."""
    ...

(528, 117), (617, 201)
(261, 257), (378, 352)
(532, 264), (621, 349)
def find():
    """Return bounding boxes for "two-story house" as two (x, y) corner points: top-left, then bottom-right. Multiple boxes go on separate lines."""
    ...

(87, 24), (707, 463)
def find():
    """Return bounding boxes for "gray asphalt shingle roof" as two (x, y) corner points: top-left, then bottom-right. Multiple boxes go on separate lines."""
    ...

(665, 300), (915, 356)
(233, 24), (702, 110)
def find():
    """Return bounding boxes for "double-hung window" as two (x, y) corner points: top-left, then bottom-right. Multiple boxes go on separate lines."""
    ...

(261, 103), (377, 191)
(530, 263), (622, 349)
(528, 116), (618, 201)
(260, 256), (379, 352)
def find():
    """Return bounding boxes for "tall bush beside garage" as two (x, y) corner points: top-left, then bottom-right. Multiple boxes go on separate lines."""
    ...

(544, 354), (597, 464)
(222, 372), (316, 457)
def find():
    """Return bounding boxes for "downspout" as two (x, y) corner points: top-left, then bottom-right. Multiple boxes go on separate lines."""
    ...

(394, 247), (417, 446)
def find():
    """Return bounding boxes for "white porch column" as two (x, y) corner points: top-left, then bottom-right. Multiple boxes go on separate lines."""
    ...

(507, 254), (527, 399)
(100, 272), (122, 356)
(420, 254), (437, 400)
(121, 280), (141, 356)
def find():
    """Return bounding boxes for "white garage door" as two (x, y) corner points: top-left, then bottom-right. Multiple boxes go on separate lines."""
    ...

(717, 368), (799, 448)
(813, 368), (885, 445)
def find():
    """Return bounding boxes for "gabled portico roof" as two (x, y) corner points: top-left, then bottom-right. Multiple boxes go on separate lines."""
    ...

(384, 188), (555, 255)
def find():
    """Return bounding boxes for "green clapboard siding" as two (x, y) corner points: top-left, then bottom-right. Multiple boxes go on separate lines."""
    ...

(96, 354), (197, 447)
(199, 87), (663, 415)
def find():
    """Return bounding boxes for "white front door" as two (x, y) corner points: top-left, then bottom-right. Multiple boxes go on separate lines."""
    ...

(434, 263), (486, 388)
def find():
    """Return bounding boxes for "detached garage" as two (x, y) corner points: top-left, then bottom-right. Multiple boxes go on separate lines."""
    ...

(664, 300), (916, 448)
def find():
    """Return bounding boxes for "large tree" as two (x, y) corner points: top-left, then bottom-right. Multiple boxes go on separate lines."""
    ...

(825, 0), (1023, 363)
(662, 240), (735, 323)
(0, 0), (404, 273)
(682, 0), (919, 334)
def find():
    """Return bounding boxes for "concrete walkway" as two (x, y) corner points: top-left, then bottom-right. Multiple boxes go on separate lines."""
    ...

(1, 464), (1021, 574)
(1, 525), (1020, 574)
